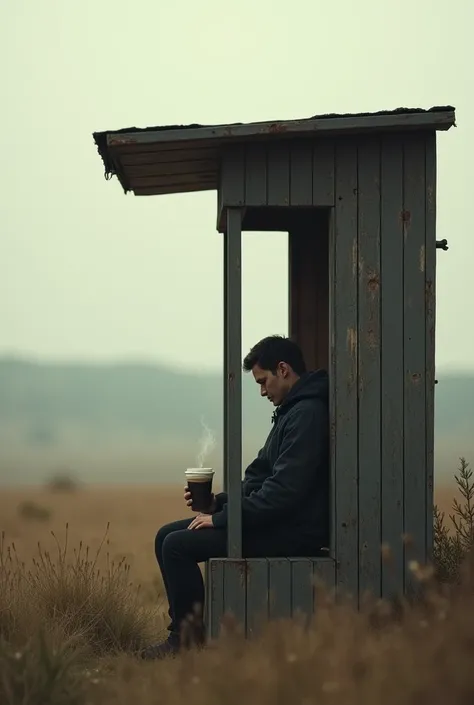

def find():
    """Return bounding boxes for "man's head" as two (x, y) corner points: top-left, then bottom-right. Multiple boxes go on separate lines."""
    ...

(242, 335), (306, 407)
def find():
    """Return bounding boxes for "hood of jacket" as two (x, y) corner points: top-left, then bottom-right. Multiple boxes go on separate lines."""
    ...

(271, 369), (329, 423)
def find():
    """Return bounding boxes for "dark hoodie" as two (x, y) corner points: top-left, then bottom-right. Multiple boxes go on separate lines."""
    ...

(211, 370), (329, 547)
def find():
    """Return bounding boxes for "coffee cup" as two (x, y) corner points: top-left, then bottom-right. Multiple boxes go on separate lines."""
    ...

(185, 468), (215, 513)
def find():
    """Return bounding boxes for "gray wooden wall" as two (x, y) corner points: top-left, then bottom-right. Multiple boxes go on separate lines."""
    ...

(218, 131), (437, 604)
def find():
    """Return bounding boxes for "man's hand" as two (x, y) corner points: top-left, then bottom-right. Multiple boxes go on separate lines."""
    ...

(188, 514), (214, 530)
(184, 485), (217, 514)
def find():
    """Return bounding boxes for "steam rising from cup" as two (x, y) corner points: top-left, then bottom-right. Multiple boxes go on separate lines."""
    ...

(197, 416), (216, 468)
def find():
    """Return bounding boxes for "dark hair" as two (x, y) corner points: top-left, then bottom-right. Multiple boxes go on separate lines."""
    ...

(242, 335), (306, 375)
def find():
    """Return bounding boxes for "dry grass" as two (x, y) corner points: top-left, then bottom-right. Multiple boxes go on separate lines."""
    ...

(0, 475), (473, 705)
(0, 483), (188, 599)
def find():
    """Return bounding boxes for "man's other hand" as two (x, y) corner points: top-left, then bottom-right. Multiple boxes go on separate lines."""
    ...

(187, 514), (214, 530)
(184, 485), (217, 514)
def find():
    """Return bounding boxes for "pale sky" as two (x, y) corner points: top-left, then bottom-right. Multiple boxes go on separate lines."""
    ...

(1, 0), (472, 372)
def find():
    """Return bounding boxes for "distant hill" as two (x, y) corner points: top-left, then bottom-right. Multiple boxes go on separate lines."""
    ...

(0, 357), (271, 485)
(0, 357), (472, 485)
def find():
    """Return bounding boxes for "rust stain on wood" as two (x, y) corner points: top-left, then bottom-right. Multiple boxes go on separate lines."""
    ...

(425, 280), (434, 311)
(429, 324), (435, 346)
(427, 185), (434, 208)
(400, 210), (411, 224)
(109, 137), (138, 145)
(419, 244), (425, 272)
(266, 122), (288, 134)
(367, 273), (380, 293)
(367, 328), (378, 350)
(347, 328), (357, 358)
(352, 239), (358, 278)
(238, 560), (247, 587)
(401, 210), (411, 241)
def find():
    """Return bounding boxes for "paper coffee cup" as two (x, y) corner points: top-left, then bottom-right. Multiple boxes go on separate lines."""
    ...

(185, 468), (214, 512)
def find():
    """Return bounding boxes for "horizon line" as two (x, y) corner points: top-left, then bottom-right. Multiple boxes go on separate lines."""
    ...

(0, 351), (473, 376)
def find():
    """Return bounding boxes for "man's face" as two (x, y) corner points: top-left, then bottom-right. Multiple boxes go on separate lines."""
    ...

(252, 363), (290, 407)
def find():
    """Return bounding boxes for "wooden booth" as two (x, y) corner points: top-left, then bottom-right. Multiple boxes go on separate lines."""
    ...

(93, 106), (455, 639)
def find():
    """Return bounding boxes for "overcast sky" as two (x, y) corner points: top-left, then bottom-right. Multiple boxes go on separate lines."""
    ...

(1, 0), (472, 372)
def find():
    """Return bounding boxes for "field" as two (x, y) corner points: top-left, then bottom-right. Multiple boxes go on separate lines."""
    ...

(1, 484), (188, 597)
(1, 481), (473, 705)
(0, 481), (457, 592)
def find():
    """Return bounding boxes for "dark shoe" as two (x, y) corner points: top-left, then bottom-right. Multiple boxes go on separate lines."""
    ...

(180, 622), (206, 650)
(139, 636), (180, 661)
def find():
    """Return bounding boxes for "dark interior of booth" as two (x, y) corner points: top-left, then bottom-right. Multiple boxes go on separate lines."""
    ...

(241, 206), (330, 374)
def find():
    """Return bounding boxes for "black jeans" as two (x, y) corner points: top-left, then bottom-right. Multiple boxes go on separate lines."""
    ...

(155, 517), (322, 642)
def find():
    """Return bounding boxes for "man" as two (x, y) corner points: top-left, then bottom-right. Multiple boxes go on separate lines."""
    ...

(141, 335), (329, 660)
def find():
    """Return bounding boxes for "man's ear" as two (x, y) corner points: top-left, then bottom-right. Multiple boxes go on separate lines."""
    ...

(278, 361), (290, 378)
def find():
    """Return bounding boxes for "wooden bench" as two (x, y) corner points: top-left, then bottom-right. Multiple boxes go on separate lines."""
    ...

(205, 556), (335, 639)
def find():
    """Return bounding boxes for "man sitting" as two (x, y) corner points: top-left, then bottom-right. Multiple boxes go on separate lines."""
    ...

(141, 335), (329, 659)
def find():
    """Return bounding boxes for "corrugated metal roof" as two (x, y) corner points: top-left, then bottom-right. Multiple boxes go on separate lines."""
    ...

(92, 106), (455, 196)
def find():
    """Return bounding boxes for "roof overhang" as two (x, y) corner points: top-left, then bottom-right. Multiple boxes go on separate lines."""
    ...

(92, 106), (456, 197)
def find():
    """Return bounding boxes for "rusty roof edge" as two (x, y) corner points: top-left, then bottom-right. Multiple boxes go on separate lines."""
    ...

(92, 106), (456, 183)
(103, 106), (455, 146)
